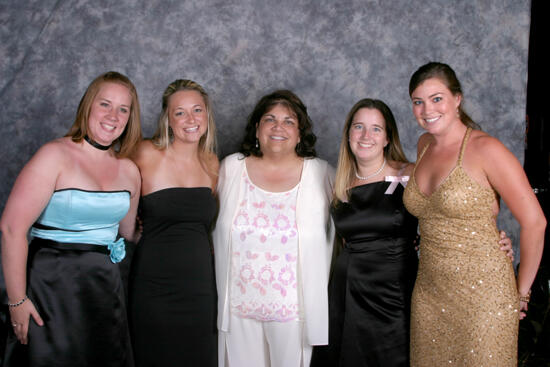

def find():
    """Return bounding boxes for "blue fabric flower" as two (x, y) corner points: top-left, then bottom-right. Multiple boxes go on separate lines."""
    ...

(107, 238), (126, 263)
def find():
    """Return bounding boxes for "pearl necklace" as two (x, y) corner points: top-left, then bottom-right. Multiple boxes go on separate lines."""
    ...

(355, 158), (386, 180)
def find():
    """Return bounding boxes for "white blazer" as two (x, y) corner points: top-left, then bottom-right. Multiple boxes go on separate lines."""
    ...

(213, 153), (335, 365)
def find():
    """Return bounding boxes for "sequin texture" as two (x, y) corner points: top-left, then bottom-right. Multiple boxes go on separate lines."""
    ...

(403, 128), (518, 366)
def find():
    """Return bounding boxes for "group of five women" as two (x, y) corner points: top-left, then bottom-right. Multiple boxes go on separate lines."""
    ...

(1, 62), (545, 367)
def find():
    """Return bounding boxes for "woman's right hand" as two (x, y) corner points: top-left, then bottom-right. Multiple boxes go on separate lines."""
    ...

(498, 230), (514, 261)
(519, 299), (528, 320)
(9, 298), (44, 345)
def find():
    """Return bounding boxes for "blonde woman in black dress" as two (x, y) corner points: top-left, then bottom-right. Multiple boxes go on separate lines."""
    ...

(129, 79), (218, 367)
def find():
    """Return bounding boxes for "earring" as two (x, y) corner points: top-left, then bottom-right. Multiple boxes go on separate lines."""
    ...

(255, 139), (259, 149)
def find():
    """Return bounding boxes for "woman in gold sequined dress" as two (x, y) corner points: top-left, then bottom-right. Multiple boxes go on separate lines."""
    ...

(402, 62), (546, 366)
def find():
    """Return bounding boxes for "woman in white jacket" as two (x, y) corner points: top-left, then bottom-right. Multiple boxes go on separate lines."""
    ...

(213, 90), (335, 367)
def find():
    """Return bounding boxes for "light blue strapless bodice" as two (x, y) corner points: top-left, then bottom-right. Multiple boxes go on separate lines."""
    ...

(30, 189), (130, 262)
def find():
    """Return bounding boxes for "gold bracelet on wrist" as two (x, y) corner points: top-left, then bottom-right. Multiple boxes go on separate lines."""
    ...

(519, 290), (531, 303)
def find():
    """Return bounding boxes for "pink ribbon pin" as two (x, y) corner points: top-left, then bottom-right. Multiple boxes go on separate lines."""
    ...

(384, 176), (409, 194)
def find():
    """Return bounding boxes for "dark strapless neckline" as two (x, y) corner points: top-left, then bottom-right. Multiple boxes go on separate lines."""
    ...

(142, 186), (212, 198)
(129, 187), (217, 366)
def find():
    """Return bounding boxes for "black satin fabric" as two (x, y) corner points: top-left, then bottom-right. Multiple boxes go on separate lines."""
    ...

(129, 188), (217, 367)
(311, 182), (418, 367)
(3, 238), (133, 367)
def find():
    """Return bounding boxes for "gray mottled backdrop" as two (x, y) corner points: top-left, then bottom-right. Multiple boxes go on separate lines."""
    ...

(0, 1), (530, 248)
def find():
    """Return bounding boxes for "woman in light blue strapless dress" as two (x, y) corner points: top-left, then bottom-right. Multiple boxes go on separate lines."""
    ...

(1, 71), (142, 367)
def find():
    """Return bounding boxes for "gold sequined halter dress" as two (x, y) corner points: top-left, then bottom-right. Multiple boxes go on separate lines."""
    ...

(403, 128), (519, 366)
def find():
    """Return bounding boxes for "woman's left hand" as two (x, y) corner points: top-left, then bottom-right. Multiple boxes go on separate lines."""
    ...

(498, 230), (514, 261)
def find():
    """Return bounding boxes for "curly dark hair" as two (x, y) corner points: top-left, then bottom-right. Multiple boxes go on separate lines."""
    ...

(239, 90), (317, 158)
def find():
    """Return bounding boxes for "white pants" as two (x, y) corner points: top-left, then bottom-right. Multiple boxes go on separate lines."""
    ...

(224, 314), (312, 367)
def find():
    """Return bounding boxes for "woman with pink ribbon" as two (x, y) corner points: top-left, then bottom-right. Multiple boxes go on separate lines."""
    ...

(311, 98), (513, 367)
(310, 98), (417, 367)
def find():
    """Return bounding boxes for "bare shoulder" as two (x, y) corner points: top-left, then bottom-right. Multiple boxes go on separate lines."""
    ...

(117, 156), (141, 196)
(468, 130), (511, 158)
(132, 139), (161, 166)
(119, 157), (140, 179)
(417, 133), (433, 154)
(205, 152), (220, 172)
(9, 138), (74, 198)
(387, 160), (414, 176)
(39, 137), (70, 155)
(401, 162), (415, 176)
(134, 139), (158, 157)
(30, 137), (74, 167)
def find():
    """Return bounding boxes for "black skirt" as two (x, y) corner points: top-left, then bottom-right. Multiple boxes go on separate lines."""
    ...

(311, 182), (418, 367)
(3, 238), (133, 367)
(129, 188), (217, 367)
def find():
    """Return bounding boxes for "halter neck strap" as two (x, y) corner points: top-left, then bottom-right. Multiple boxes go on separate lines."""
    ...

(457, 127), (472, 166)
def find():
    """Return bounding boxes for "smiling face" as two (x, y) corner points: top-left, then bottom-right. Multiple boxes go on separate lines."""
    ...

(348, 107), (388, 164)
(256, 103), (301, 157)
(87, 82), (132, 146)
(411, 77), (462, 135)
(167, 90), (207, 144)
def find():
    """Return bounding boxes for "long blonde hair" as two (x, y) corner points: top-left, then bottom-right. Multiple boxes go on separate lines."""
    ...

(333, 99), (408, 205)
(151, 79), (217, 174)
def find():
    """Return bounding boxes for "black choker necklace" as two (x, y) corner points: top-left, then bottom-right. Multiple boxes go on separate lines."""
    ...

(84, 135), (111, 151)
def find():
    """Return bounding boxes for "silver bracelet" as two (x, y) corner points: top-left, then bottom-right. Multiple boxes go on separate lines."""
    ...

(8, 295), (28, 308)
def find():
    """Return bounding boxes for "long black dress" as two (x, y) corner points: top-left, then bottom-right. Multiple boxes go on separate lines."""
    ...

(311, 181), (418, 367)
(129, 188), (217, 367)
